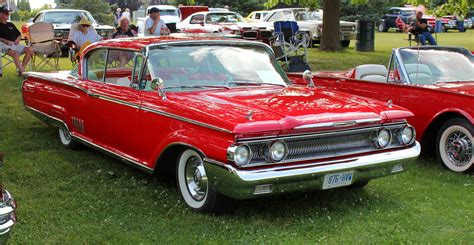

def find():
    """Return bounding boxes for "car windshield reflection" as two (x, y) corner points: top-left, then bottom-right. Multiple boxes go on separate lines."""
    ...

(399, 48), (474, 85)
(146, 45), (289, 92)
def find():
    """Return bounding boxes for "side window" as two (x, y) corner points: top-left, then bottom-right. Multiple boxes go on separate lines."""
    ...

(254, 13), (260, 19)
(105, 49), (139, 87)
(388, 55), (404, 83)
(268, 12), (284, 21)
(190, 14), (204, 24)
(34, 13), (43, 22)
(86, 49), (107, 82)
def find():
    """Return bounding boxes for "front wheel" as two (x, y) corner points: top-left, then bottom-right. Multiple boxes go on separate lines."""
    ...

(176, 149), (232, 213)
(58, 127), (79, 149)
(378, 22), (388, 32)
(436, 118), (474, 172)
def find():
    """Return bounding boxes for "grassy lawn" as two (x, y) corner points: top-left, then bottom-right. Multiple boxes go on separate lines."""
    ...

(1, 31), (473, 243)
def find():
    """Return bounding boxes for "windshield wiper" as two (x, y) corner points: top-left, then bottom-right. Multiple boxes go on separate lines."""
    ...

(163, 85), (230, 90)
(228, 80), (286, 87)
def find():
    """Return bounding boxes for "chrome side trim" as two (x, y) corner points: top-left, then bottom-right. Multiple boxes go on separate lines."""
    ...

(23, 72), (89, 93)
(294, 118), (382, 130)
(71, 134), (155, 174)
(141, 106), (233, 134)
(23, 105), (155, 174)
(93, 94), (141, 109)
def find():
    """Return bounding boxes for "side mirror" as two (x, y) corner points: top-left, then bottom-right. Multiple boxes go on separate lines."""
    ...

(151, 77), (166, 100)
(303, 70), (315, 87)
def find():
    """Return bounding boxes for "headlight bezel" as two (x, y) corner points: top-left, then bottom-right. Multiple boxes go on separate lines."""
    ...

(374, 128), (392, 149)
(227, 144), (251, 167)
(399, 125), (416, 145)
(269, 140), (288, 162)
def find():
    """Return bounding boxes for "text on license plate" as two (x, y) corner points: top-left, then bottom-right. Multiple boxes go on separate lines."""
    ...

(322, 171), (354, 189)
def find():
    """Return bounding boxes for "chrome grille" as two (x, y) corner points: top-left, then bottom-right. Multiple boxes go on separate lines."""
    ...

(340, 26), (354, 34)
(241, 124), (406, 167)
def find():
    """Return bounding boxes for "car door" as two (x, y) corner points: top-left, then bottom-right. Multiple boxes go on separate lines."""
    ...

(80, 48), (143, 163)
(186, 14), (206, 32)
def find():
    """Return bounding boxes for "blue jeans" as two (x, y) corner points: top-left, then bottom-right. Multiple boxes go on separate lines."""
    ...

(418, 32), (437, 45)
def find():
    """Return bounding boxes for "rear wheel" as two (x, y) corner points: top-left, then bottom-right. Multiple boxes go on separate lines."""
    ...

(436, 118), (474, 172)
(176, 149), (231, 213)
(58, 127), (79, 149)
(378, 22), (388, 32)
(341, 40), (350, 47)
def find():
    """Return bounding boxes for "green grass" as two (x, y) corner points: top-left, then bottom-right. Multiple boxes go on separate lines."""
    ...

(1, 32), (473, 243)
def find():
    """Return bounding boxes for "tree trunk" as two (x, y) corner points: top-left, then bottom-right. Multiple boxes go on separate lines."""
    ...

(320, 0), (341, 51)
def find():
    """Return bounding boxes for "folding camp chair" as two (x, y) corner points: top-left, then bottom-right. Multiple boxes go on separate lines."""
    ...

(270, 21), (309, 69)
(0, 43), (15, 76)
(29, 22), (61, 70)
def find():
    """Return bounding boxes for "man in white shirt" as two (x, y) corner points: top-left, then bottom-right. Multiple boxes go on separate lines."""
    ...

(145, 7), (170, 36)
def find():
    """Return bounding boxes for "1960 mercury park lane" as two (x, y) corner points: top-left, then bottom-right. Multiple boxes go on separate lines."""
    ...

(0, 154), (17, 242)
(22, 36), (420, 212)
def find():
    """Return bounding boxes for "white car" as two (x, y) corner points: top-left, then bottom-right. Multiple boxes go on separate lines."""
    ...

(177, 11), (256, 35)
(245, 10), (270, 22)
(254, 8), (356, 47)
(137, 5), (180, 35)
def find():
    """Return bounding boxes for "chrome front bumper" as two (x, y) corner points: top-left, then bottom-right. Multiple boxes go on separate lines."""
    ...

(0, 190), (16, 243)
(204, 142), (420, 199)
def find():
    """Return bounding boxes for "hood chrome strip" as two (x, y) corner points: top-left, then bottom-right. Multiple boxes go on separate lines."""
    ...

(294, 118), (382, 130)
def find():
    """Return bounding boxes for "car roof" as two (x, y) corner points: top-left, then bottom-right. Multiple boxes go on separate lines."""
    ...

(83, 35), (260, 53)
(270, 8), (306, 11)
(39, 9), (88, 13)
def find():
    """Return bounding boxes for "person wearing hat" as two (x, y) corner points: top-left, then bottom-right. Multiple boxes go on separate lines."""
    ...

(145, 7), (170, 36)
(69, 18), (102, 50)
(0, 6), (33, 75)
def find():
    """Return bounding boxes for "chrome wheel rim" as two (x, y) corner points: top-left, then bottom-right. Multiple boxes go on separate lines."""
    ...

(445, 131), (473, 167)
(62, 128), (71, 141)
(184, 156), (208, 201)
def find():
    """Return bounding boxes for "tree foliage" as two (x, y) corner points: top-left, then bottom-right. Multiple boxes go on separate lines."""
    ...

(16, 0), (30, 12)
(57, 0), (116, 25)
(10, 3), (50, 22)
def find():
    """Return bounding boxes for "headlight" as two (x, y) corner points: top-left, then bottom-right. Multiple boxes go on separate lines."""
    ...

(400, 125), (415, 145)
(374, 128), (391, 149)
(269, 141), (287, 162)
(228, 145), (251, 167)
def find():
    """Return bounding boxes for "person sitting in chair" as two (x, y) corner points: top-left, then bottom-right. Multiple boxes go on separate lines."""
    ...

(112, 17), (137, 39)
(70, 18), (102, 50)
(0, 6), (33, 75)
(408, 11), (436, 45)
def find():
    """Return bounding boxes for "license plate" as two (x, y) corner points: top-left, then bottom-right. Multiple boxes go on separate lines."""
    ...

(322, 171), (354, 189)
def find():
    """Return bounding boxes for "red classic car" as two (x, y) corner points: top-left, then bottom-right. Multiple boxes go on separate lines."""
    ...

(303, 46), (473, 172)
(22, 36), (420, 212)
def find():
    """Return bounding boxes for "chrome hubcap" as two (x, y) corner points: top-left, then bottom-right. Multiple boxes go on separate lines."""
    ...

(445, 131), (473, 167)
(62, 128), (71, 141)
(185, 156), (207, 201)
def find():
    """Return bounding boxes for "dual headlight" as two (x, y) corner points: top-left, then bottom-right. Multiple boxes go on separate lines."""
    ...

(228, 141), (288, 167)
(374, 125), (415, 149)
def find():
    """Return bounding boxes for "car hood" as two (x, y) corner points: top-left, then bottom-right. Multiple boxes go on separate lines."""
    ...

(161, 86), (412, 135)
(422, 82), (474, 97)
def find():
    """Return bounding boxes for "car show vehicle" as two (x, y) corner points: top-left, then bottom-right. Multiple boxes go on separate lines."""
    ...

(440, 16), (471, 32)
(21, 9), (114, 54)
(378, 7), (416, 32)
(254, 8), (356, 47)
(22, 36), (420, 212)
(0, 154), (17, 243)
(245, 10), (270, 22)
(136, 5), (180, 36)
(306, 46), (474, 172)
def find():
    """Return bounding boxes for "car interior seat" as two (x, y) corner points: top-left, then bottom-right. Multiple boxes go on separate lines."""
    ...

(404, 63), (433, 84)
(354, 64), (388, 83)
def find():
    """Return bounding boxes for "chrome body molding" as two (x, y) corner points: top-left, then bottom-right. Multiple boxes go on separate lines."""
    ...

(294, 118), (382, 130)
(203, 142), (421, 199)
(23, 72), (89, 94)
(0, 190), (16, 242)
(23, 105), (155, 174)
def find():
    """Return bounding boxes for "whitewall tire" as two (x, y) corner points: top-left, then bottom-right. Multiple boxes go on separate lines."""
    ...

(58, 127), (78, 149)
(436, 118), (473, 172)
(176, 149), (231, 213)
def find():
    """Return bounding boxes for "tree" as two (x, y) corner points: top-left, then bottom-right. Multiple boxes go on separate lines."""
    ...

(320, 0), (341, 51)
(58, 0), (115, 25)
(407, 0), (470, 17)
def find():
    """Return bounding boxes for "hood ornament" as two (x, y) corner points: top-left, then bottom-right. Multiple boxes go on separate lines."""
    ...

(245, 110), (254, 121)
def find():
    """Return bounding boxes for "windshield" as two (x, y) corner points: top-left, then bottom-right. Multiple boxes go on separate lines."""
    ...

(43, 11), (96, 24)
(401, 10), (416, 16)
(160, 9), (178, 17)
(399, 48), (474, 84)
(146, 44), (289, 91)
(293, 10), (314, 21)
(205, 13), (245, 23)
